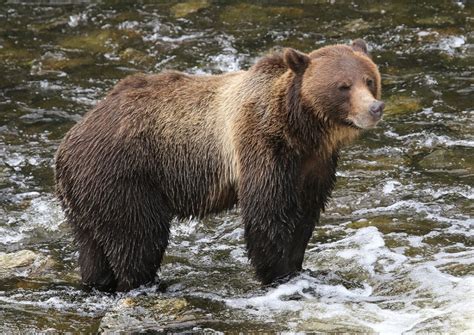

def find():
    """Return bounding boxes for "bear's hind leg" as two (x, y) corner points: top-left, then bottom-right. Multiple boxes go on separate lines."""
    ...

(77, 230), (117, 292)
(95, 188), (172, 292)
(106, 219), (171, 292)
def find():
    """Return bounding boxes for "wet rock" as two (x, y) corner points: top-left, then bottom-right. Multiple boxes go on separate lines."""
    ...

(347, 217), (440, 235)
(59, 30), (117, 54)
(0, 250), (37, 269)
(170, 0), (209, 18)
(305, 247), (373, 284)
(220, 4), (304, 26)
(0, 250), (56, 280)
(415, 15), (456, 27)
(342, 154), (407, 173)
(59, 29), (140, 55)
(385, 95), (423, 115)
(27, 15), (69, 32)
(407, 312), (472, 334)
(298, 319), (373, 333)
(119, 48), (155, 67)
(60, 269), (82, 284)
(343, 18), (371, 32)
(31, 51), (94, 76)
(99, 296), (211, 333)
(0, 41), (35, 65)
(418, 149), (473, 174)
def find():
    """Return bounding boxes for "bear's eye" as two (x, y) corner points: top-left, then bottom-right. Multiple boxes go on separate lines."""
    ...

(338, 83), (352, 91)
(366, 78), (374, 87)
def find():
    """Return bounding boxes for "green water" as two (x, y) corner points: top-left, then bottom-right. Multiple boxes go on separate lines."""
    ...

(0, 1), (472, 333)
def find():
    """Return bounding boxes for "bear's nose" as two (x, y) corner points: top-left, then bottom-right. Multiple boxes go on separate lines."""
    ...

(369, 100), (385, 119)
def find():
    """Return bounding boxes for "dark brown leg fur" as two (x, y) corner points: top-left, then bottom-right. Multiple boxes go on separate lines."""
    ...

(76, 228), (117, 291)
(289, 215), (317, 272)
(91, 182), (172, 292)
(56, 146), (172, 291)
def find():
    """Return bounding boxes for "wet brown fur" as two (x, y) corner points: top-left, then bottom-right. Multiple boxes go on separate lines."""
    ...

(55, 41), (382, 291)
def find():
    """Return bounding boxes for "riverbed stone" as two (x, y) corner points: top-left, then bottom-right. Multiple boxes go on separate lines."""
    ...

(119, 48), (155, 67)
(31, 51), (95, 76)
(99, 296), (211, 333)
(385, 95), (423, 115)
(348, 217), (440, 236)
(220, 4), (304, 26)
(415, 15), (456, 27)
(343, 18), (371, 32)
(59, 29), (140, 54)
(418, 148), (473, 173)
(170, 0), (209, 18)
(0, 41), (35, 65)
(407, 311), (471, 334)
(0, 250), (56, 280)
(59, 30), (116, 53)
(298, 319), (374, 333)
(0, 250), (37, 269)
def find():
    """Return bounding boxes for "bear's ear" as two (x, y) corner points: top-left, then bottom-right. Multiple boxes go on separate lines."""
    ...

(284, 48), (310, 75)
(351, 39), (370, 56)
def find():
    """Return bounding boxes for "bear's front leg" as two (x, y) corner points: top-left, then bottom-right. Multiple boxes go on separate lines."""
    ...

(239, 154), (304, 285)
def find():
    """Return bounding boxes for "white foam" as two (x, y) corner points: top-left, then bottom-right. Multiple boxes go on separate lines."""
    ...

(382, 127), (474, 149)
(1, 196), (64, 246)
(0, 288), (117, 317)
(0, 227), (24, 244)
(170, 217), (200, 238)
(68, 13), (87, 28)
(438, 35), (465, 52)
(5, 153), (24, 168)
(224, 225), (473, 333)
(117, 20), (139, 30)
(421, 185), (474, 200)
(383, 180), (401, 194)
(227, 277), (312, 314)
(144, 32), (204, 43)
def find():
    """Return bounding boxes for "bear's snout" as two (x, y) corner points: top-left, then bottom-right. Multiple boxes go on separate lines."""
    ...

(347, 86), (384, 129)
(369, 100), (385, 119)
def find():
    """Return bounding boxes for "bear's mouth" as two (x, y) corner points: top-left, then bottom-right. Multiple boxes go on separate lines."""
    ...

(342, 119), (363, 130)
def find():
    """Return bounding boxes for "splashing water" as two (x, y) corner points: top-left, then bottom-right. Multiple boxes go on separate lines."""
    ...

(0, 2), (472, 333)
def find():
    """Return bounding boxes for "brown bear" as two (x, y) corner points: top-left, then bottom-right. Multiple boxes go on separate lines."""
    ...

(55, 39), (384, 292)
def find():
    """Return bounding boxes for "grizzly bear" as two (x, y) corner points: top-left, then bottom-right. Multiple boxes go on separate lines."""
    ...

(55, 39), (384, 292)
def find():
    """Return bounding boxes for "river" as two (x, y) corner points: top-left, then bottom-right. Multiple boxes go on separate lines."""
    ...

(0, 1), (472, 333)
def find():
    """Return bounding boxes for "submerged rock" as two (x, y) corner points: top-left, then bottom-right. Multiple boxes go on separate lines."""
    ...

(0, 250), (37, 269)
(99, 296), (211, 333)
(385, 95), (423, 115)
(27, 16), (69, 32)
(59, 30), (117, 54)
(0, 41), (35, 65)
(0, 250), (56, 280)
(347, 216), (441, 236)
(298, 319), (374, 333)
(119, 48), (155, 67)
(418, 148), (473, 174)
(415, 15), (456, 27)
(100, 294), (280, 332)
(30, 51), (94, 76)
(220, 4), (304, 26)
(343, 18), (371, 32)
(58, 29), (141, 55)
(170, 0), (210, 18)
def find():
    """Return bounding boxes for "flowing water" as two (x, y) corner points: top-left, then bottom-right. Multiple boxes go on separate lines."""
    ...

(0, 1), (473, 333)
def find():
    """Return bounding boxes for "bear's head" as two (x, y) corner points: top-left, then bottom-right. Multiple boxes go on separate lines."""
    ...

(284, 39), (384, 130)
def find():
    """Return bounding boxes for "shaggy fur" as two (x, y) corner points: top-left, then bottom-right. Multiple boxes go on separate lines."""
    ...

(55, 40), (383, 291)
